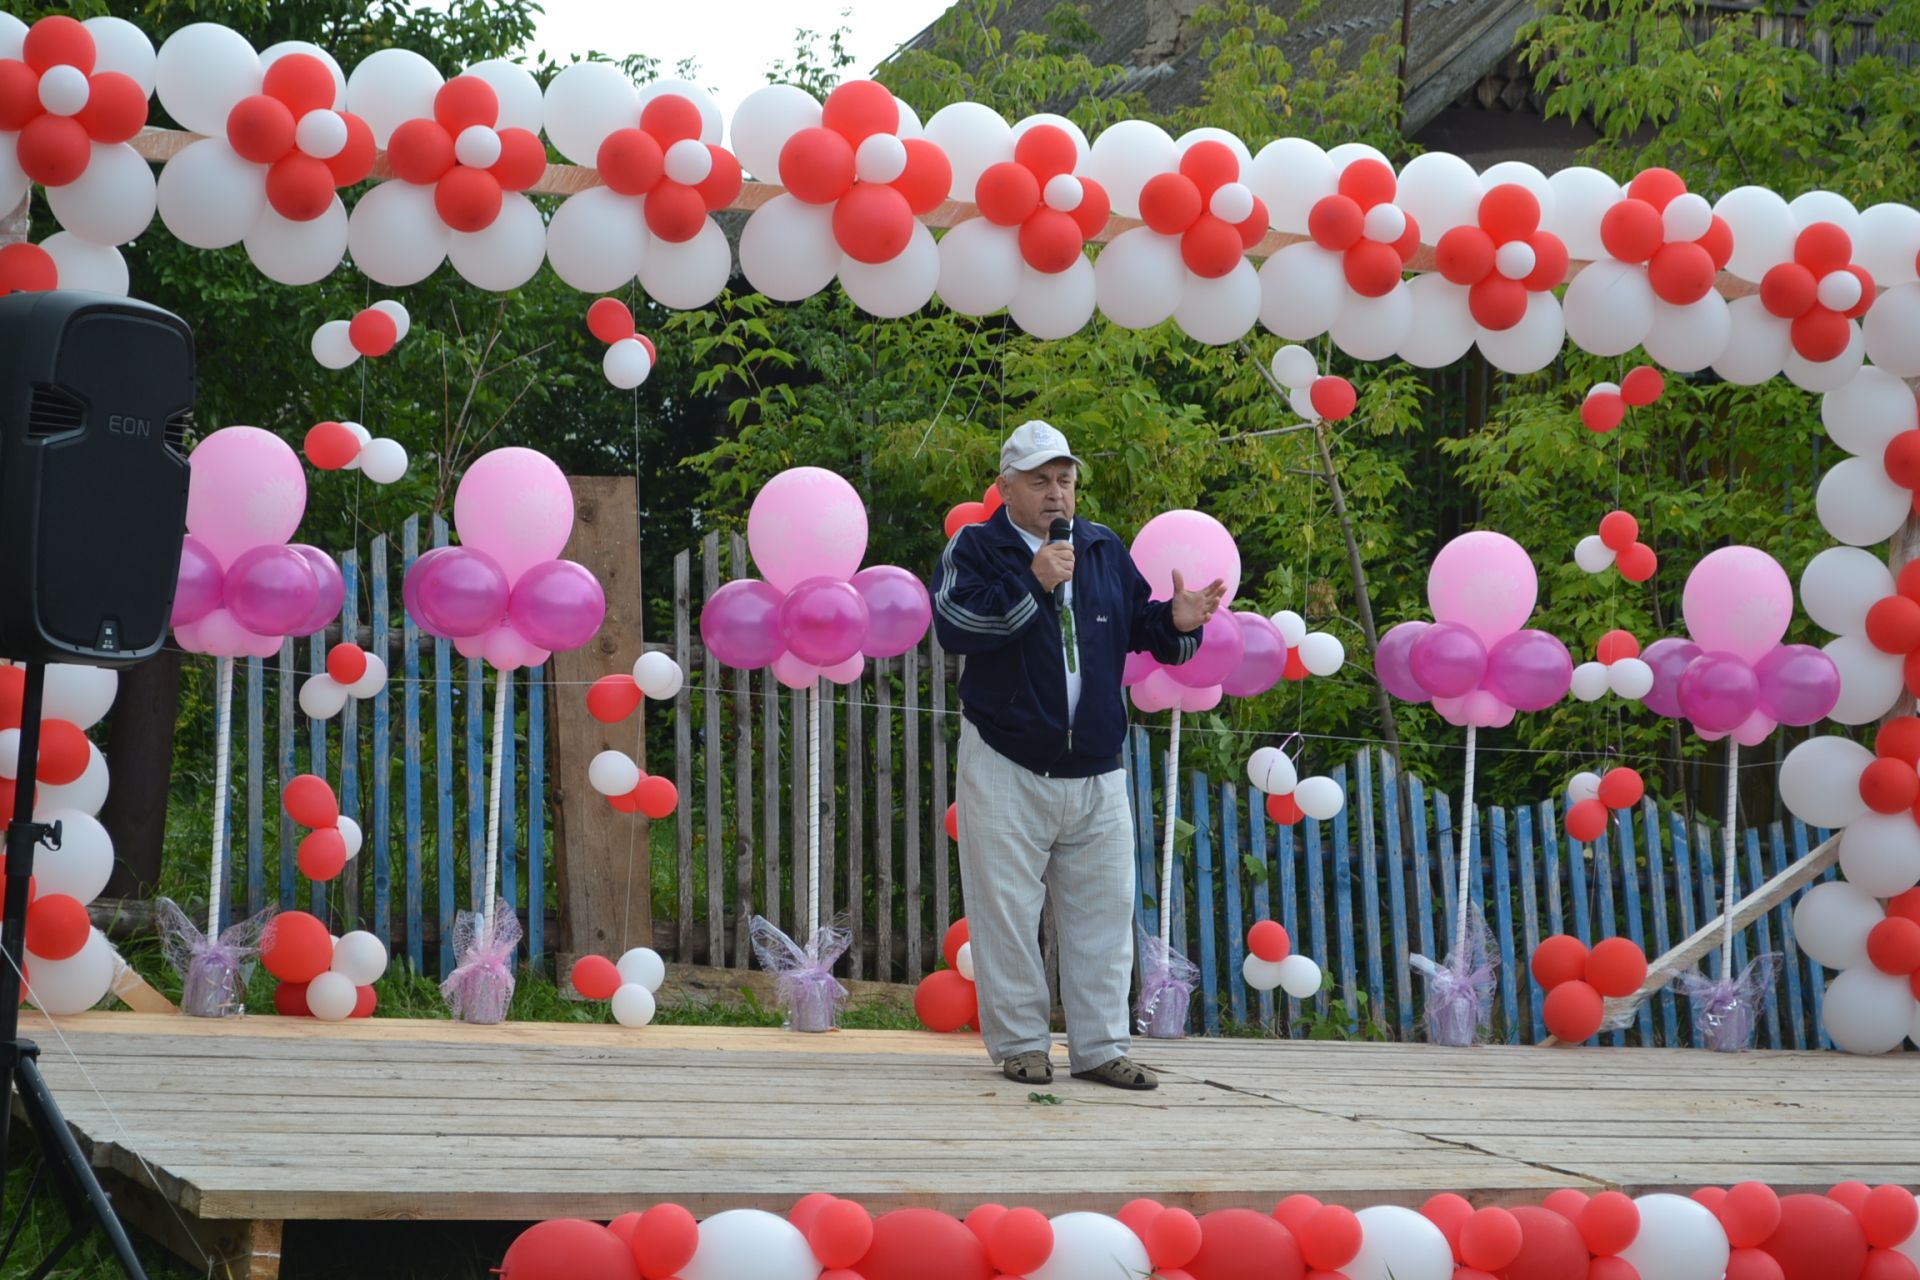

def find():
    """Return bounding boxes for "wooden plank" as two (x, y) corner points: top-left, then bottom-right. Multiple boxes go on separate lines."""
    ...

(371, 537), (392, 950)
(402, 517), (425, 974)
(1172, 755), (1187, 963)
(904, 640), (921, 980)
(1565, 816), (1590, 948)
(1379, 752), (1413, 1042)
(1515, 803), (1542, 1043)
(875, 657), (891, 980)
(1222, 781), (1246, 1029)
(277, 639), (295, 912)
(1355, 753), (1385, 1033)
(733, 534), (756, 971)
(433, 516), (456, 975)
(1248, 783), (1275, 1029)
(847, 657), (864, 980)
(1193, 776), (1219, 1036)
(932, 632), (950, 952)
(1435, 789), (1456, 951)
(675, 549), (693, 963)
(246, 655), (263, 920)
(1490, 808), (1519, 1044)
(703, 533), (723, 964)
(1794, 822), (1831, 1050)
(1643, 799), (1679, 1046)
(1695, 821), (1720, 979)
(1539, 800), (1564, 939)
(1769, 823), (1809, 1050)
(339, 550), (360, 931)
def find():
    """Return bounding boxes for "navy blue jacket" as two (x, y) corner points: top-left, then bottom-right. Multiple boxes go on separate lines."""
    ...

(932, 509), (1198, 778)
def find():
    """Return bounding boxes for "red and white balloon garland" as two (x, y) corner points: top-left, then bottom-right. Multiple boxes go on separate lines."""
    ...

(585, 652), (683, 820)
(586, 298), (658, 390)
(569, 946), (667, 1028)
(311, 299), (410, 368)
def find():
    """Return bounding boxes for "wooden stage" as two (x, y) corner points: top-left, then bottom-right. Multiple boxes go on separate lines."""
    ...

(21, 1012), (1920, 1278)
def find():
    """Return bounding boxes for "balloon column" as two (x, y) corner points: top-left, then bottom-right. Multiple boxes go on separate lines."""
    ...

(914, 919), (978, 1033)
(260, 910), (389, 1021)
(569, 946), (667, 1028)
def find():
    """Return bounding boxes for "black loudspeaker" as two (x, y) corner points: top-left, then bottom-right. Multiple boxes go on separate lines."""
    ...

(0, 290), (194, 667)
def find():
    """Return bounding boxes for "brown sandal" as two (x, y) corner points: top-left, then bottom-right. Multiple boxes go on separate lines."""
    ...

(1071, 1055), (1159, 1090)
(1002, 1051), (1054, 1084)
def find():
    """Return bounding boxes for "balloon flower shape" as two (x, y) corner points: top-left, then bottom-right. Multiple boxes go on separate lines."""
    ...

(1762, 220), (1876, 363)
(1306, 157), (1420, 298)
(1135, 138), (1268, 281)
(1574, 509), (1657, 583)
(941, 482), (1004, 540)
(1571, 630), (1654, 705)
(173, 427), (344, 660)
(1433, 182), (1569, 330)
(1269, 344), (1357, 424)
(384, 73), (546, 233)
(281, 773), (364, 883)
(1564, 167), (1732, 361)
(1579, 364), (1664, 433)
(303, 419), (407, 485)
(585, 651), (684, 819)
(586, 297), (658, 390)
(914, 919), (978, 1033)
(312, 299), (410, 369)
(262, 909), (387, 1022)
(1241, 919), (1323, 1000)
(1530, 934), (1649, 1043)
(1245, 745), (1346, 827)
(1124, 510), (1244, 714)
(1799, 546), (1920, 728)
(1810, 368), (1920, 549)
(297, 643), (389, 721)
(701, 466), (931, 689)
(568, 946), (666, 1028)
(1562, 765), (1645, 843)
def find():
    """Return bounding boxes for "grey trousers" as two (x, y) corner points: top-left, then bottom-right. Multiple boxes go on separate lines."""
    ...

(954, 719), (1136, 1073)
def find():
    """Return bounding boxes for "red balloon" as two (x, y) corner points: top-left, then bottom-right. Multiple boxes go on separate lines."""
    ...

(634, 775), (678, 820)
(1596, 629), (1641, 664)
(1791, 306), (1852, 362)
(77, 71), (147, 144)
(1862, 1186), (1919, 1250)
(227, 94), (297, 164)
(262, 910), (333, 983)
(587, 674), (643, 723)
(1649, 240), (1716, 304)
(1598, 767), (1646, 811)
(1238, 198), (1272, 250)
(790, 1193), (838, 1237)
(1299, 1206), (1362, 1270)
(498, 1219), (639, 1280)
(598, 128), (665, 196)
(987, 1207), (1052, 1275)
(1580, 1191), (1641, 1257)
(1266, 792), (1304, 825)
(16, 114), (89, 187)
(892, 139), (949, 215)
(1248, 920), (1291, 964)
(780, 126), (856, 204)
(266, 152), (337, 221)
(352, 985), (376, 1017)
(1119, 1199), (1165, 1241)
(1435, 225), (1495, 285)
(1503, 1206), (1592, 1280)
(821, 79), (898, 145)
(1761, 262), (1818, 318)
(1621, 365), (1666, 406)
(1600, 199), (1664, 263)
(1189, 1207), (1305, 1280)
(1479, 183), (1541, 242)
(608, 789), (642, 814)
(1019, 208), (1086, 273)
(1148, 1208), (1204, 1269)
(1616, 543), (1658, 583)
(1626, 167), (1686, 210)
(284, 774), (340, 828)
(296, 827), (347, 881)
(1867, 597), (1920, 655)
(1468, 276), (1528, 330)
(588, 298), (637, 345)
(1866, 918), (1920, 975)
(643, 180), (709, 243)
(35, 718), (88, 786)
(1419, 1192), (1473, 1257)
(1273, 1194), (1324, 1238)
(1336, 158), (1395, 210)
(0, 61), (36, 134)
(1845, 265), (1879, 319)
(1543, 979), (1604, 1042)
(1586, 936), (1649, 998)
(570, 955), (620, 1001)
(1588, 1259), (1642, 1280)
(1859, 757), (1919, 814)
(1599, 510), (1640, 551)
(1524, 231), (1570, 290)
(944, 502), (989, 538)
(981, 486), (1004, 516)
(1728, 1247), (1788, 1280)
(1544, 1189), (1593, 1222)
(347, 309), (398, 358)
(305, 422), (361, 470)
(387, 117), (456, 183)
(915, 969), (976, 1032)
(1582, 393), (1627, 433)
(976, 160), (1041, 227)
(811, 1199), (876, 1269)
(1072, 177), (1113, 239)
(856, 1208), (993, 1280)
(1892, 887), (1920, 925)
(1865, 1251), (1920, 1280)
(433, 74), (499, 135)
(273, 980), (311, 1017)
(607, 1213), (642, 1249)
(1761, 1194), (1868, 1280)
(265, 53), (338, 118)
(640, 93), (703, 146)
(1699, 214), (1735, 269)
(943, 917), (970, 970)
(24, 893), (88, 960)
(1309, 377), (1357, 422)
(1178, 141), (1239, 198)
(23, 16), (94, 75)
(1833, 1184), (1875, 1217)
(1459, 1207), (1523, 1271)
(0, 242), (57, 295)
(1877, 718), (1920, 765)
(1014, 124), (1078, 182)
(1565, 798), (1608, 843)
(1343, 239), (1405, 296)
(435, 166), (504, 232)
(966, 1203), (1010, 1246)
(1182, 215), (1245, 278)
(490, 127), (549, 191)
(1795, 221), (1854, 273)
(1884, 432), (1920, 490)
(325, 112), (377, 185)
(1141, 172), (1203, 235)
(833, 181), (915, 264)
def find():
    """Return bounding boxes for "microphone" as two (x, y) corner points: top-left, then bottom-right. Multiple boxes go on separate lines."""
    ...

(1048, 517), (1072, 611)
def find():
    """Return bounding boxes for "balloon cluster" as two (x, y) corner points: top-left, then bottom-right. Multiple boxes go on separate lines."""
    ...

(1245, 746), (1346, 827)
(941, 483), (1004, 540)
(1530, 934), (1650, 1043)
(174, 427), (344, 660)
(404, 448), (605, 671)
(1123, 510), (1249, 714)
(586, 298), (658, 390)
(303, 419), (408, 485)
(1573, 509), (1657, 582)
(587, 654), (681, 818)
(1268, 344), (1357, 423)
(311, 299), (409, 368)
(1269, 609), (1348, 683)
(385, 73), (546, 233)
(297, 643), (388, 720)
(281, 773), (363, 883)
(1563, 766), (1646, 843)
(1801, 547), (1920, 727)
(1240, 919), (1324, 998)
(586, 86), (740, 245)
(1138, 139), (1268, 279)
(1377, 532), (1571, 728)
(1598, 169), (1732, 307)
(1433, 182), (1569, 330)
(1579, 364), (1664, 433)
(973, 123), (1109, 273)
(1761, 220), (1876, 362)
(263, 909), (389, 1021)
(1812, 369), (1920, 549)
(914, 919), (977, 1033)
(702, 467), (930, 690)
(1306, 157), (1420, 298)
(1571, 629), (1654, 703)
(568, 946), (667, 1028)
(0, 235), (122, 297)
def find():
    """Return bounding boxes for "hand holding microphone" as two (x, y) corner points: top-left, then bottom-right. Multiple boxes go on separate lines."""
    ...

(1031, 518), (1074, 605)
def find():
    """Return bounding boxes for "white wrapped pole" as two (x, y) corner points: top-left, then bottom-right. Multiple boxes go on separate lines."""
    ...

(208, 657), (234, 937)
(1159, 709), (1182, 946)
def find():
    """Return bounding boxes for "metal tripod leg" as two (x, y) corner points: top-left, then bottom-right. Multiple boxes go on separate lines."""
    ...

(5, 1044), (147, 1280)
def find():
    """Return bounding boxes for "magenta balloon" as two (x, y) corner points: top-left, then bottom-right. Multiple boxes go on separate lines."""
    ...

(402, 546), (453, 637)
(1166, 610), (1246, 688)
(1375, 620), (1431, 703)
(1220, 612), (1286, 697)
(171, 535), (224, 628)
(1409, 621), (1487, 698)
(851, 565), (931, 659)
(1640, 636), (1703, 718)
(223, 544), (319, 637)
(287, 544), (344, 636)
(1483, 628), (1572, 712)
(1677, 651), (1761, 733)
(1122, 650), (1160, 688)
(507, 560), (607, 652)
(414, 547), (510, 639)
(779, 577), (870, 666)
(1755, 643), (1842, 726)
(701, 579), (787, 669)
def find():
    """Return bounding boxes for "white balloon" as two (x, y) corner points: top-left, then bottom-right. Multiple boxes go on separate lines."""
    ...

(1571, 661), (1611, 702)
(1779, 736), (1874, 830)
(739, 195), (837, 301)
(1010, 253), (1097, 339)
(1617, 1193), (1729, 1280)
(545, 187), (646, 293)
(1299, 631), (1345, 676)
(1276, 953), (1323, 1000)
(295, 109), (349, 161)
(1326, 142), (1391, 173)
(640, 218), (730, 310)
(1477, 291), (1564, 374)
(1393, 151), (1482, 242)
(1270, 610), (1307, 646)
(1790, 189), (1859, 237)
(1818, 269), (1864, 314)
(347, 653), (390, 698)
(841, 223), (940, 320)
(1642, 292), (1731, 373)
(1822, 967), (1912, 1055)
(1258, 242), (1344, 339)
(1661, 192), (1713, 244)
(1173, 259), (1258, 345)
(1094, 226), (1185, 329)
(1801, 546), (1894, 636)
(730, 83), (824, 184)
(1816, 455), (1910, 547)
(463, 58), (544, 134)
(1207, 180), (1252, 225)
(589, 750), (642, 797)
(1248, 137), (1335, 235)
(1174, 126), (1252, 174)
(1246, 747), (1297, 796)
(337, 814), (363, 859)
(448, 192), (545, 291)
(1840, 812), (1920, 899)
(1822, 364), (1919, 457)
(1568, 771), (1603, 805)
(306, 969), (358, 1021)
(1010, 113), (1089, 170)
(1348, 1204), (1453, 1280)
(0, 137), (26, 216)
(299, 675), (349, 719)
(925, 101), (1015, 202)
(31, 810), (113, 906)
(46, 143), (155, 246)
(342, 421), (373, 454)
(1242, 953), (1285, 991)
(455, 124), (504, 171)
(38, 233), (127, 296)
(955, 941), (974, 980)
(38, 742), (108, 818)
(1564, 259), (1655, 356)
(1030, 1212), (1149, 1280)
(1865, 283), (1920, 377)
(1710, 295), (1793, 385)
(1331, 285), (1413, 361)
(892, 96), (921, 140)
(0, 12), (20, 59)
(1713, 185), (1797, 282)
(1295, 775), (1345, 821)
(1785, 322), (1865, 393)
(355, 436), (407, 484)
(0, 727), (19, 779)
(617, 946), (667, 991)
(156, 23), (262, 138)
(42, 666), (117, 731)
(604, 339), (653, 390)
(1397, 274), (1477, 369)
(156, 138), (265, 250)
(611, 982), (657, 1027)
(346, 47), (443, 148)
(25, 928), (116, 1016)
(935, 219), (1021, 317)
(84, 17), (158, 94)
(331, 931), (389, 986)
(1545, 165), (1622, 262)
(1608, 657), (1655, 700)
(1289, 385), (1320, 422)
(1270, 344), (1318, 389)
(633, 652), (685, 700)
(1824, 634), (1905, 726)
(371, 299), (411, 342)
(312, 320), (359, 370)
(1856, 203), (1920, 286)
(245, 195), (347, 285)
(539, 60), (638, 167)
(680, 1209), (817, 1280)
(346, 180), (447, 286)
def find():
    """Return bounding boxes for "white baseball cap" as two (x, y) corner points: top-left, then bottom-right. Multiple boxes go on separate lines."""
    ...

(1000, 419), (1085, 474)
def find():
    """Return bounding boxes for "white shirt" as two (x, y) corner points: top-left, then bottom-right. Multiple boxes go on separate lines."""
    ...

(1013, 520), (1081, 726)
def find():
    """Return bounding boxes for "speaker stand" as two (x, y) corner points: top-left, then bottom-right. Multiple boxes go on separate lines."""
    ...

(0, 662), (148, 1280)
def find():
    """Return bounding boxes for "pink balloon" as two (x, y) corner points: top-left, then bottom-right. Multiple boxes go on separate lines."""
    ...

(1755, 643), (1841, 726)
(1375, 620), (1431, 703)
(747, 466), (869, 593)
(823, 654), (865, 685)
(701, 579), (787, 669)
(223, 544), (318, 637)
(851, 565), (930, 658)
(1122, 650), (1160, 688)
(454, 633), (486, 661)
(186, 427), (307, 569)
(1410, 621), (1487, 698)
(452, 448), (576, 586)
(1640, 637), (1702, 718)
(1175, 683), (1223, 712)
(480, 622), (550, 672)
(192, 607), (279, 659)
(779, 577), (869, 666)
(1732, 709), (1778, 747)
(1427, 531), (1537, 645)
(1165, 610), (1245, 688)
(772, 650), (822, 689)
(507, 560), (606, 653)
(1220, 612), (1285, 697)
(410, 547), (510, 639)
(1131, 668), (1180, 713)
(1678, 650), (1760, 733)
(1682, 546), (1792, 663)
(1483, 629), (1572, 712)
(172, 535), (224, 628)
(1431, 693), (1471, 725)
(288, 545), (344, 637)
(1130, 510), (1241, 605)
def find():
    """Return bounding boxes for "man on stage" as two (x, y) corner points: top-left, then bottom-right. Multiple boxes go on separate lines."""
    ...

(932, 421), (1226, 1090)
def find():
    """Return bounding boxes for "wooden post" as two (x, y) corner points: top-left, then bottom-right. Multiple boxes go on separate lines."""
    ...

(99, 648), (183, 898)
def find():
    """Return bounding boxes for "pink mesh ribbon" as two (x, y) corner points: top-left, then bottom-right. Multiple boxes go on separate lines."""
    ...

(1135, 928), (1198, 1038)
(1411, 902), (1497, 1046)
(156, 897), (274, 1018)
(1676, 953), (1779, 1052)
(441, 899), (521, 1024)
(749, 915), (850, 1032)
